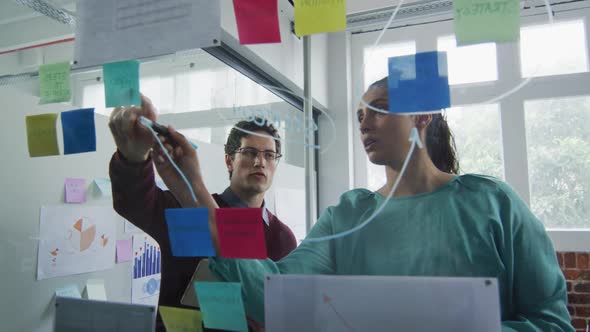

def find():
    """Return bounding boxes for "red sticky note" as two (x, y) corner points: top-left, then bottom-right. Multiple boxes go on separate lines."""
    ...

(215, 208), (267, 259)
(233, 0), (281, 45)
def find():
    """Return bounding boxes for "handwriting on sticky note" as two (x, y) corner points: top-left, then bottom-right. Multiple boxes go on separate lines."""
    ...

(159, 306), (203, 332)
(453, 0), (519, 45)
(55, 284), (82, 298)
(103, 60), (140, 107)
(116, 239), (133, 263)
(295, 0), (346, 36)
(64, 178), (86, 203)
(39, 62), (71, 104)
(25, 113), (60, 157)
(215, 208), (267, 259)
(165, 208), (215, 257)
(194, 282), (248, 332)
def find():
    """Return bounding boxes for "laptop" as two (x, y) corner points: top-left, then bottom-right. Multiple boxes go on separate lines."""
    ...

(264, 275), (501, 332)
(54, 296), (156, 332)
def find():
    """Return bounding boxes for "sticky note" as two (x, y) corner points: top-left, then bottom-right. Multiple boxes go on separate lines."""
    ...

(215, 208), (267, 259)
(39, 62), (71, 104)
(103, 60), (140, 107)
(61, 108), (96, 154)
(453, 0), (520, 46)
(84, 279), (107, 301)
(64, 178), (86, 203)
(25, 113), (60, 157)
(194, 282), (248, 332)
(294, 0), (346, 36)
(388, 52), (450, 114)
(159, 306), (203, 332)
(116, 239), (133, 263)
(233, 0), (281, 44)
(93, 178), (112, 197)
(55, 284), (82, 298)
(165, 208), (215, 257)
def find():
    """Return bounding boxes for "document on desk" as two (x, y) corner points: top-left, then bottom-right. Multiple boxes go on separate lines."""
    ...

(265, 275), (501, 332)
(74, 0), (221, 67)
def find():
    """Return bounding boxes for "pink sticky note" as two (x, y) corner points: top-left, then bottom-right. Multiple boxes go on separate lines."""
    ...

(65, 178), (86, 203)
(215, 208), (267, 259)
(116, 239), (132, 263)
(233, 0), (281, 45)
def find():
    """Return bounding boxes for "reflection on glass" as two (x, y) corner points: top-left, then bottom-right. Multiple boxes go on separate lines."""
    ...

(520, 20), (589, 78)
(525, 96), (590, 228)
(437, 35), (498, 85)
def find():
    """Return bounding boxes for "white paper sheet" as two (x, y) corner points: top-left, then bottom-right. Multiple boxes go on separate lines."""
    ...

(265, 275), (501, 332)
(275, 188), (306, 243)
(84, 279), (107, 301)
(74, 0), (221, 67)
(37, 206), (117, 280)
(131, 234), (161, 307)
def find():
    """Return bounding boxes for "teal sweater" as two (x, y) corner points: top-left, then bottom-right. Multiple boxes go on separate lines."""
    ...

(210, 175), (573, 331)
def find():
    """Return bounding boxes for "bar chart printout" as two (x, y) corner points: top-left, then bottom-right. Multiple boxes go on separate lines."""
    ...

(132, 234), (161, 306)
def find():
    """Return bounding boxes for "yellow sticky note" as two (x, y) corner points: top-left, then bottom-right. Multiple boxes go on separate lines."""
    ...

(295, 0), (347, 36)
(39, 62), (71, 104)
(159, 306), (203, 332)
(25, 113), (60, 157)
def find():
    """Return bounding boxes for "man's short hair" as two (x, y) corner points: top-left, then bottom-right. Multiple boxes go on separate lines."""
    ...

(224, 118), (282, 180)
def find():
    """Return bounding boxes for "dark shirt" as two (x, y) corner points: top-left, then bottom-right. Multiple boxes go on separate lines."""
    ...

(109, 151), (298, 331)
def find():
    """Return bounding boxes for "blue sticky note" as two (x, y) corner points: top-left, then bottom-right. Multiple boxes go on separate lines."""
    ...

(194, 282), (248, 332)
(388, 51), (450, 114)
(165, 208), (215, 257)
(61, 108), (96, 154)
(103, 60), (140, 107)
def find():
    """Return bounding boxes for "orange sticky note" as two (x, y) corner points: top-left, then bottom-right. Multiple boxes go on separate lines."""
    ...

(215, 208), (267, 259)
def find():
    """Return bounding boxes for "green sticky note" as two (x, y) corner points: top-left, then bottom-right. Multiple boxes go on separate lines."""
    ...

(39, 62), (71, 104)
(453, 0), (520, 46)
(103, 60), (140, 107)
(159, 306), (203, 332)
(25, 113), (60, 157)
(295, 0), (346, 37)
(194, 282), (248, 332)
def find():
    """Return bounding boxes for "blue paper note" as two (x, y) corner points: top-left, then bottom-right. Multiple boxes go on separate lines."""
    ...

(165, 208), (215, 257)
(93, 178), (112, 197)
(388, 51), (450, 114)
(61, 108), (96, 154)
(194, 282), (248, 332)
(55, 284), (82, 298)
(103, 60), (140, 107)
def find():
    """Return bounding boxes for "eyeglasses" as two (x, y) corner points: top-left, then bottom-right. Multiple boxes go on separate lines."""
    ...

(234, 147), (282, 162)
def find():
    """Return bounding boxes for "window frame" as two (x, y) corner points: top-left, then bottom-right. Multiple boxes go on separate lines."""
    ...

(350, 5), (590, 251)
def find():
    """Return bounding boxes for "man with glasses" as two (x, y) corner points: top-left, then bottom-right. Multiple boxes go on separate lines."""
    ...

(108, 96), (297, 331)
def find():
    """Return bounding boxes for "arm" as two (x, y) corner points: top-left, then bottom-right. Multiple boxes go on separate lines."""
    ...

(499, 186), (574, 332)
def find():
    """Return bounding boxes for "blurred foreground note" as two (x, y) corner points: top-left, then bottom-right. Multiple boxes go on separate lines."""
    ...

(84, 279), (107, 301)
(295, 0), (346, 36)
(159, 306), (203, 332)
(74, 0), (220, 67)
(55, 284), (82, 298)
(233, 0), (281, 44)
(194, 282), (248, 332)
(25, 113), (59, 157)
(39, 62), (71, 104)
(103, 60), (140, 107)
(93, 178), (112, 197)
(116, 239), (132, 263)
(64, 177), (86, 203)
(453, 0), (520, 46)
(61, 108), (96, 154)
(215, 208), (267, 259)
(165, 208), (215, 257)
(388, 51), (450, 114)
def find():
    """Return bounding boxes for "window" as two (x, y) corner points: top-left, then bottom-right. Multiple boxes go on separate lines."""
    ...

(525, 96), (590, 228)
(437, 36), (498, 85)
(520, 20), (589, 78)
(362, 41), (416, 89)
(446, 104), (503, 178)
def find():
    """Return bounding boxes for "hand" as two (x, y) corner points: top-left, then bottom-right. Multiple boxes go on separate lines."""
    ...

(152, 127), (203, 206)
(108, 94), (157, 162)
